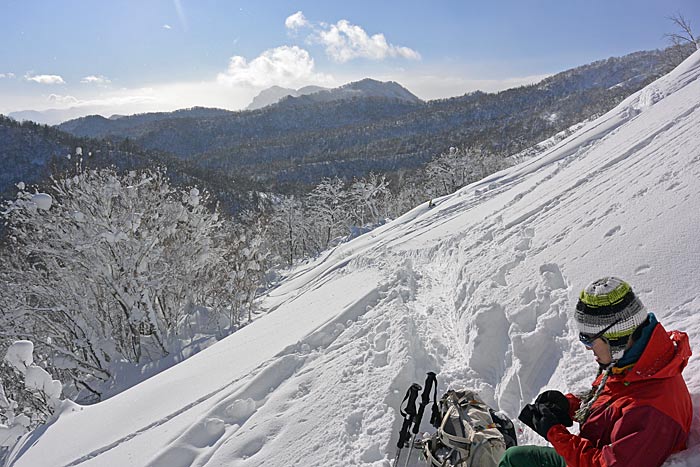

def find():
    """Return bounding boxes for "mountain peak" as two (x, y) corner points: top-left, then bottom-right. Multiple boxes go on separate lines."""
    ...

(246, 79), (421, 110)
(336, 78), (421, 102)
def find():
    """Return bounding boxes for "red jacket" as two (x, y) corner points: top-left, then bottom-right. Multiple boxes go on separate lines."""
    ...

(547, 323), (692, 467)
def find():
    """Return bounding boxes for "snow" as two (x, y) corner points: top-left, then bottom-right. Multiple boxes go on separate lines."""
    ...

(224, 399), (256, 425)
(0, 426), (26, 448)
(71, 210), (85, 222)
(188, 187), (201, 206)
(29, 193), (52, 211)
(2, 342), (64, 449)
(23, 367), (62, 400)
(7, 51), (700, 467)
(4, 341), (34, 372)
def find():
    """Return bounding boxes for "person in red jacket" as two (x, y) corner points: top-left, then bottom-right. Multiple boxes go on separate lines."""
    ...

(501, 277), (692, 467)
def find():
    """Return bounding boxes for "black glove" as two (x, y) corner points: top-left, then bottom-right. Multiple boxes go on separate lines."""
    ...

(534, 390), (573, 427)
(531, 404), (562, 440)
(518, 403), (564, 440)
(518, 403), (538, 430)
(518, 390), (573, 441)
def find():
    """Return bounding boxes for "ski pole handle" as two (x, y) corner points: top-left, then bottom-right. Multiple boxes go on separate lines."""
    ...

(412, 372), (437, 434)
(400, 383), (421, 419)
(396, 383), (421, 448)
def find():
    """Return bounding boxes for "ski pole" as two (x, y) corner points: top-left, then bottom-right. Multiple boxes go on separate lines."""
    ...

(393, 383), (421, 467)
(404, 372), (438, 467)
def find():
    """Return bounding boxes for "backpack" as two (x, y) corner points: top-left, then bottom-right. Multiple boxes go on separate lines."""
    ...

(422, 389), (517, 467)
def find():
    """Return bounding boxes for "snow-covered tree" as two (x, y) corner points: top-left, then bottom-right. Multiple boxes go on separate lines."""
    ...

(0, 340), (64, 459)
(347, 173), (391, 226)
(306, 177), (348, 252)
(425, 147), (511, 198)
(425, 147), (466, 197)
(268, 195), (306, 266)
(210, 218), (267, 327)
(0, 168), (233, 400)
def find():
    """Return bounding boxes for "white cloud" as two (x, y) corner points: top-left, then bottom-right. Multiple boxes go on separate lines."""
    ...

(0, 72), (16, 79)
(85, 94), (157, 108)
(163, 24), (172, 30)
(48, 94), (80, 105)
(40, 93), (156, 110)
(81, 75), (112, 85)
(25, 74), (66, 84)
(284, 14), (420, 63)
(216, 45), (332, 88)
(285, 11), (308, 30)
(3, 79), (274, 116)
(314, 19), (420, 63)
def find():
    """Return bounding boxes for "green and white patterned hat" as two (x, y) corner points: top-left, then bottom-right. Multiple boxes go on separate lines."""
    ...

(575, 277), (648, 352)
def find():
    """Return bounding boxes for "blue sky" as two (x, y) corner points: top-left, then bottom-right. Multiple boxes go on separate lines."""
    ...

(1, 0), (699, 117)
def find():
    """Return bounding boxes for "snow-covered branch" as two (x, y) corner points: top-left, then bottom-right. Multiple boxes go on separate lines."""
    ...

(0, 167), (264, 402)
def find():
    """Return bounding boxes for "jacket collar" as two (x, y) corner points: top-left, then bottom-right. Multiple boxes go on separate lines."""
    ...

(620, 321), (691, 382)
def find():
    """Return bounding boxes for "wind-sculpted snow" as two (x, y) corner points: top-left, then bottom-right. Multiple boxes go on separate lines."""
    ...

(7, 51), (700, 467)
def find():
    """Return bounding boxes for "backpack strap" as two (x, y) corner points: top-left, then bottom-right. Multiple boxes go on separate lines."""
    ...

(443, 392), (471, 443)
(439, 393), (501, 448)
(422, 440), (447, 467)
(423, 443), (470, 467)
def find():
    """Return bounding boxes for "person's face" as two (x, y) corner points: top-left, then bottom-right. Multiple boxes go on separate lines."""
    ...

(587, 337), (613, 365)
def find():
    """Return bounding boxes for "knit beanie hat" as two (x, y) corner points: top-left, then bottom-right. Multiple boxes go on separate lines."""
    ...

(575, 277), (648, 355)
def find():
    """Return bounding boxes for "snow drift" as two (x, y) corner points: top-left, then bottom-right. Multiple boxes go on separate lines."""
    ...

(7, 51), (700, 467)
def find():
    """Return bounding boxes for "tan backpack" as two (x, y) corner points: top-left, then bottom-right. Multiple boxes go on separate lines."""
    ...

(422, 389), (514, 467)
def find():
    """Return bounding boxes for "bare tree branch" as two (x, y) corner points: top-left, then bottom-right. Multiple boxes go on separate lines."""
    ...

(665, 13), (699, 50)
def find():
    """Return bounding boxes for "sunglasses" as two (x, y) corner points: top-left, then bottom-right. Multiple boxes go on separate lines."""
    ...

(579, 318), (622, 348)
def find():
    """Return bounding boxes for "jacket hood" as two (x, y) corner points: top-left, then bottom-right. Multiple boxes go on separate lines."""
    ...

(623, 322), (691, 383)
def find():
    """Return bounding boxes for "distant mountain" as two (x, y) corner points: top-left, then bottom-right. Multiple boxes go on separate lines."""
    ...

(246, 79), (421, 110)
(284, 79), (422, 107)
(55, 46), (693, 188)
(9, 105), (233, 128)
(7, 107), (104, 126)
(58, 107), (234, 139)
(0, 116), (73, 199)
(247, 85), (328, 110)
(0, 115), (264, 214)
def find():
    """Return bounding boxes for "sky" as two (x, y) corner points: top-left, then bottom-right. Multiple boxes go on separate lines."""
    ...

(1, 0), (699, 118)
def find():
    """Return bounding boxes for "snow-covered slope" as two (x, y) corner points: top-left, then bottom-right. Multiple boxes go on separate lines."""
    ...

(8, 52), (700, 467)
